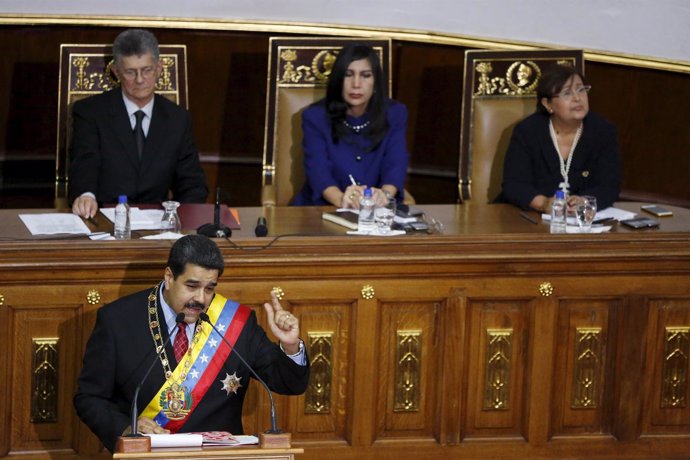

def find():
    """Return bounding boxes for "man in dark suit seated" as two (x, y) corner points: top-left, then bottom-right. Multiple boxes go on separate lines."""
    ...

(74, 234), (309, 452)
(69, 29), (208, 219)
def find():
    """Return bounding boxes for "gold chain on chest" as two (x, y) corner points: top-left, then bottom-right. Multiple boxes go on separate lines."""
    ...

(147, 283), (203, 382)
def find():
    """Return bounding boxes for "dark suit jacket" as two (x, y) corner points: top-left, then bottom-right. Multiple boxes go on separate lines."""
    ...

(500, 111), (621, 210)
(74, 287), (310, 452)
(68, 89), (208, 205)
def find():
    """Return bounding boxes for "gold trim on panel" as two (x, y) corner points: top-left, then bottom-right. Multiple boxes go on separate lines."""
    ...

(539, 282), (554, 297)
(86, 289), (101, 305)
(661, 327), (689, 408)
(1, 15), (688, 74)
(31, 338), (59, 423)
(305, 332), (333, 414)
(271, 286), (284, 301)
(361, 284), (375, 300)
(0, 293), (4, 306)
(394, 330), (421, 412)
(483, 328), (512, 410)
(571, 327), (601, 409)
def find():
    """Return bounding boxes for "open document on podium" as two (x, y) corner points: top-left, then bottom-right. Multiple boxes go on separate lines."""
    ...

(146, 432), (258, 448)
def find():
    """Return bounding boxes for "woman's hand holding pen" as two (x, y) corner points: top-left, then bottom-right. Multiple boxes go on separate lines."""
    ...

(342, 184), (366, 209)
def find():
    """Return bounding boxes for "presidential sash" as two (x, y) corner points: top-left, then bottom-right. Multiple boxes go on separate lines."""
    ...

(141, 293), (250, 432)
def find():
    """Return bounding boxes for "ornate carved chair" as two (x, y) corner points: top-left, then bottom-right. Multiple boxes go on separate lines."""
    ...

(55, 44), (188, 208)
(458, 49), (584, 203)
(262, 37), (415, 207)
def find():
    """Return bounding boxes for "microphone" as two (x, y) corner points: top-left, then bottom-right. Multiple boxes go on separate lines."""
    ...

(199, 312), (284, 439)
(116, 312), (186, 453)
(197, 187), (231, 238)
(255, 217), (268, 237)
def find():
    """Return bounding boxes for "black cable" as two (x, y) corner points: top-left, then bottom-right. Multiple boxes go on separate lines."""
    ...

(220, 233), (322, 251)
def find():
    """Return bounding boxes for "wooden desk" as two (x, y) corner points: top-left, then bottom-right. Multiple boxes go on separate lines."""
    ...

(0, 204), (689, 460)
(112, 445), (303, 460)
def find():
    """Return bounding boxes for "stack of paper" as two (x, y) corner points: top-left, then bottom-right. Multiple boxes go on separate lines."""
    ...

(541, 206), (637, 225)
(19, 213), (91, 235)
(100, 207), (165, 230)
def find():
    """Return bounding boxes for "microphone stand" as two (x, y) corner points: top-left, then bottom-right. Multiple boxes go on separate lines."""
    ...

(115, 312), (186, 453)
(197, 187), (231, 238)
(199, 313), (291, 448)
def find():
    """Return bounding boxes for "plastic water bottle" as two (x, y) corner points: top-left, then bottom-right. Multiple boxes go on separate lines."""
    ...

(550, 190), (567, 234)
(114, 195), (131, 240)
(357, 188), (376, 233)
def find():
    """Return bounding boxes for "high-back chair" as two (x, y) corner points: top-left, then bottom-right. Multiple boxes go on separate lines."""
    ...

(261, 37), (392, 207)
(55, 44), (188, 208)
(458, 49), (584, 203)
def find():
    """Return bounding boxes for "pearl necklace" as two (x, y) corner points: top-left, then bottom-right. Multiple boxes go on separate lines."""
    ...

(548, 119), (583, 192)
(342, 119), (370, 132)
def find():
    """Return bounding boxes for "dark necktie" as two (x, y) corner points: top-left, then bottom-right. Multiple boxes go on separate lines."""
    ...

(133, 110), (145, 159)
(173, 322), (188, 362)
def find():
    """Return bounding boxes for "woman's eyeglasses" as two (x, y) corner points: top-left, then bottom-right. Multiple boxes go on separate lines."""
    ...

(553, 85), (591, 100)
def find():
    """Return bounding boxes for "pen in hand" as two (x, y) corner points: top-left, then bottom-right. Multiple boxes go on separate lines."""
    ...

(348, 174), (358, 187)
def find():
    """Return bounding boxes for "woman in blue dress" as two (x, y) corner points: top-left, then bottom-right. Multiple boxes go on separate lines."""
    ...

(292, 44), (409, 208)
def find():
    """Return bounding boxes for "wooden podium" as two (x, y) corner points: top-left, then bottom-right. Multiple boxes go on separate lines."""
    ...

(113, 445), (303, 460)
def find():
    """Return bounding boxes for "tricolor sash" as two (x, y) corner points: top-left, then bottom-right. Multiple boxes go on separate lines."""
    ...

(141, 293), (250, 432)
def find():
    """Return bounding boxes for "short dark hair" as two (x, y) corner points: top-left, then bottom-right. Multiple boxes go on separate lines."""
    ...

(536, 64), (587, 114)
(167, 234), (224, 278)
(325, 44), (388, 150)
(112, 29), (160, 65)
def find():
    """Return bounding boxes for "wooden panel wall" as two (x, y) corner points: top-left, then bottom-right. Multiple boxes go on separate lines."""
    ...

(2, 229), (690, 459)
(0, 25), (689, 208)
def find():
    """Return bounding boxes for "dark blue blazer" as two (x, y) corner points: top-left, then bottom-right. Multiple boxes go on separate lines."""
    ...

(68, 89), (207, 205)
(500, 111), (621, 210)
(293, 100), (409, 205)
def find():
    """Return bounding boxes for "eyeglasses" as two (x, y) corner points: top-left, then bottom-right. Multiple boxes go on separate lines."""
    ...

(553, 85), (591, 100)
(120, 66), (156, 81)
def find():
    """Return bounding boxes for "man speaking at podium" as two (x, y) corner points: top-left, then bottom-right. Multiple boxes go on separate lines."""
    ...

(74, 235), (309, 452)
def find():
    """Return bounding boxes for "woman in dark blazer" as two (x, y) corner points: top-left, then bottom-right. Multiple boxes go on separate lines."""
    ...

(500, 65), (621, 212)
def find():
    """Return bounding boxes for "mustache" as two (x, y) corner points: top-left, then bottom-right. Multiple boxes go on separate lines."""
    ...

(184, 301), (205, 310)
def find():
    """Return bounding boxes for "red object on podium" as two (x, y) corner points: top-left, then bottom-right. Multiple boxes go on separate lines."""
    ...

(177, 204), (241, 231)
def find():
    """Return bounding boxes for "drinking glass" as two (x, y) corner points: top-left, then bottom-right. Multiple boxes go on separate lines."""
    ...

(575, 196), (597, 233)
(161, 200), (181, 233)
(374, 198), (396, 234)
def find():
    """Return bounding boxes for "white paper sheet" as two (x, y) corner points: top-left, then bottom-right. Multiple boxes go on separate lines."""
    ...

(88, 232), (114, 240)
(541, 206), (637, 225)
(19, 213), (91, 235)
(227, 435), (259, 446)
(100, 207), (165, 230)
(146, 433), (203, 448)
(140, 231), (185, 240)
(347, 229), (406, 236)
(565, 225), (613, 234)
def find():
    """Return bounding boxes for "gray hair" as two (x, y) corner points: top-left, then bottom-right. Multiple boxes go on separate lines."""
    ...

(112, 29), (160, 65)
